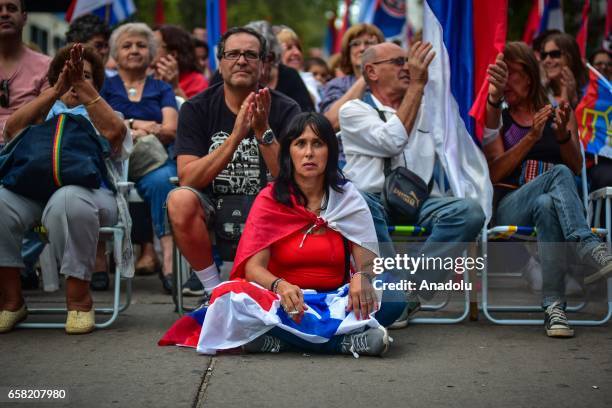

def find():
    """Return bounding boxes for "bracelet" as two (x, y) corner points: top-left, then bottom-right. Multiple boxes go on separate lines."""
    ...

(558, 132), (572, 145)
(270, 278), (284, 293)
(351, 271), (373, 283)
(487, 94), (503, 108)
(85, 95), (102, 107)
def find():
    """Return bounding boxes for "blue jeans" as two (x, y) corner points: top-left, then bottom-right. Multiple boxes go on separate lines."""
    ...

(135, 159), (177, 238)
(361, 191), (485, 293)
(269, 272), (407, 354)
(496, 164), (601, 308)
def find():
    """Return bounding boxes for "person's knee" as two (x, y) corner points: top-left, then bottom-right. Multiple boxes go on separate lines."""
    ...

(457, 199), (485, 238)
(167, 188), (205, 229)
(551, 164), (575, 181)
(534, 193), (554, 211)
(44, 186), (98, 227)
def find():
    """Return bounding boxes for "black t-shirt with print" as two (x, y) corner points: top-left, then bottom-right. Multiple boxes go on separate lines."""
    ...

(175, 82), (300, 196)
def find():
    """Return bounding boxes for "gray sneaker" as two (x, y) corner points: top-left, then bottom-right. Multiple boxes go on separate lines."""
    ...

(583, 243), (612, 284)
(339, 326), (390, 358)
(544, 302), (574, 338)
(389, 292), (421, 330)
(242, 335), (288, 353)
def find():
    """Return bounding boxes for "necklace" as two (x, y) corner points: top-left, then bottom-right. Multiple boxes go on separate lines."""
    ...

(127, 87), (137, 98)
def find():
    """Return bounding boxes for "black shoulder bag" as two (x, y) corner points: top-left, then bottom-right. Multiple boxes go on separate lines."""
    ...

(213, 142), (268, 261)
(362, 92), (432, 224)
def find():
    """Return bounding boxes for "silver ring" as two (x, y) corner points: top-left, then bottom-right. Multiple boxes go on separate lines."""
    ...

(287, 310), (300, 315)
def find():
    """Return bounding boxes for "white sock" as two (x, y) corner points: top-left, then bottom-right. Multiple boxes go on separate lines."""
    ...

(195, 264), (221, 294)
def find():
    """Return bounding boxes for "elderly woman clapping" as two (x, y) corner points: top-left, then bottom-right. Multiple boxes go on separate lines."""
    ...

(0, 44), (130, 334)
(102, 23), (178, 293)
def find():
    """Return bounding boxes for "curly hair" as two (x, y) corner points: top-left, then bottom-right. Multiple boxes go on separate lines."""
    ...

(66, 14), (111, 43)
(47, 44), (106, 91)
(109, 22), (157, 66)
(157, 25), (201, 74)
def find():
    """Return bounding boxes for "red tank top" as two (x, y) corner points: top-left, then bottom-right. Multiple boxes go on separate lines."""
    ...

(267, 227), (347, 291)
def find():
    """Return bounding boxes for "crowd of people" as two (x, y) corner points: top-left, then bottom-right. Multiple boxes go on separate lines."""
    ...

(0, 0), (611, 356)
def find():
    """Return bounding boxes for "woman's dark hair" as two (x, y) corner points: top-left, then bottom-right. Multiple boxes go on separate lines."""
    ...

(504, 42), (549, 110)
(66, 14), (111, 43)
(158, 24), (201, 74)
(304, 57), (329, 73)
(273, 112), (345, 207)
(47, 44), (105, 91)
(542, 33), (588, 91)
(589, 48), (611, 65)
(192, 37), (209, 57)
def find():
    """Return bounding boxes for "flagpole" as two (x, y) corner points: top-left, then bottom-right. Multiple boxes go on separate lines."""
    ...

(104, 4), (111, 25)
(586, 63), (612, 92)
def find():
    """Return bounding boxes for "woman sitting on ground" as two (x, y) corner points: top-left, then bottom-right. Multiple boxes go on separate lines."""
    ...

(160, 112), (406, 357)
(0, 43), (131, 334)
(483, 41), (612, 339)
(102, 22), (178, 293)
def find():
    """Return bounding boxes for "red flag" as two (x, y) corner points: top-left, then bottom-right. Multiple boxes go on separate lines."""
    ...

(229, 185), (317, 281)
(334, 0), (352, 54)
(155, 0), (165, 25)
(576, 0), (590, 59)
(606, 0), (611, 39)
(522, 0), (540, 45)
(469, 0), (508, 142)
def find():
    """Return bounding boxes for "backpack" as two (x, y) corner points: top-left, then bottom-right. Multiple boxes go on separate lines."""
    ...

(0, 113), (114, 202)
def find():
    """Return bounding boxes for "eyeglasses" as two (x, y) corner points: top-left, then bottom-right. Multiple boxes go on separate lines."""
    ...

(0, 80), (9, 108)
(349, 38), (378, 48)
(540, 50), (562, 60)
(222, 50), (261, 61)
(371, 56), (408, 67)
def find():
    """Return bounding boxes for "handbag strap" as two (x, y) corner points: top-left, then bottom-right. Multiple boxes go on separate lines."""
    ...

(362, 92), (395, 177)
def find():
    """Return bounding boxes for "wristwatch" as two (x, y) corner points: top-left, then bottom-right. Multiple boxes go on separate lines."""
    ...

(257, 128), (275, 145)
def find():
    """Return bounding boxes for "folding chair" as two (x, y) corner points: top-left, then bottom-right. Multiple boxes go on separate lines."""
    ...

(480, 146), (611, 326)
(16, 170), (134, 329)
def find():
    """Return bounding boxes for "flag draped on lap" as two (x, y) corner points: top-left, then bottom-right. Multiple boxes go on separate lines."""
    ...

(159, 181), (381, 354)
(158, 281), (381, 355)
(421, 0), (495, 222)
(576, 70), (612, 159)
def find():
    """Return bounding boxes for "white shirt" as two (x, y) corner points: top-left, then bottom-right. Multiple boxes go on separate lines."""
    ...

(339, 94), (437, 194)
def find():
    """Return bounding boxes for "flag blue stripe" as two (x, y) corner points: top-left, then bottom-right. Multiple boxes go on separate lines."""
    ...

(426, 0), (475, 135)
(206, 0), (221, 71)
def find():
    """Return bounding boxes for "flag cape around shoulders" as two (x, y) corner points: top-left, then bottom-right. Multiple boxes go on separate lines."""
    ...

(230, 181), (379, 280)
(576, 70), (612, 159)
(422, 0), (494, 222)
(158, 280), (382, 355)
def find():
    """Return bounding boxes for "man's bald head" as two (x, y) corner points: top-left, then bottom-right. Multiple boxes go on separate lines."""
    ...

(362, 43), (406, 85)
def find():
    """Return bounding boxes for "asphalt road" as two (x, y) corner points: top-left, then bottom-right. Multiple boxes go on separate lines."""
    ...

(1, 275), (611, 408)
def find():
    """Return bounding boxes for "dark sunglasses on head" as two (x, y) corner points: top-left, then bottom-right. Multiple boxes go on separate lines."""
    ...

(0, 80), (9, 108)
(371, 56), (408, 67)
(540, 50), (562, 60)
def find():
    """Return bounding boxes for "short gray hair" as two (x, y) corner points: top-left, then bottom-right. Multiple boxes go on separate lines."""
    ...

(245, 20), (281, 65)
(361, 47), (378, 84)
(109, 22), (157, 65)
